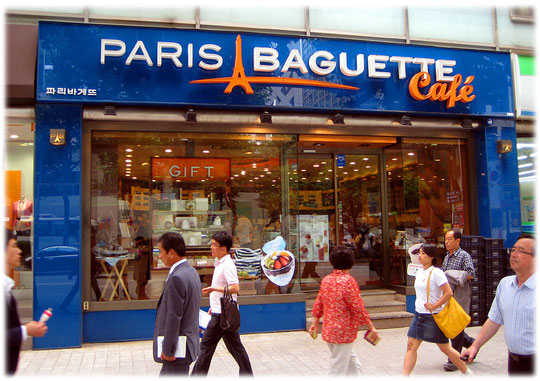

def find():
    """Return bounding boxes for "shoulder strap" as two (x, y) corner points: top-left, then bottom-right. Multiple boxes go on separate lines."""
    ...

(426, 269), (434, 314)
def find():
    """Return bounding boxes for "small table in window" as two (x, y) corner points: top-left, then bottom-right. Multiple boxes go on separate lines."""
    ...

(97, 253), (132, 301)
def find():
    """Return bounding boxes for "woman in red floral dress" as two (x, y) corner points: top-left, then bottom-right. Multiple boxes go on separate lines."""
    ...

(308, 246), (379, 375)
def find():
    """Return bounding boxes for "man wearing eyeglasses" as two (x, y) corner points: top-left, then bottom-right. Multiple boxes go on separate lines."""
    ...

(461, 233), (535, 375)
(191, 231), (253, 376)
(441, 228), (476, 371)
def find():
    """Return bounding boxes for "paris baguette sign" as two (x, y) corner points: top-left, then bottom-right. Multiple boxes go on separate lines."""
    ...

(37, 21), (514, 116)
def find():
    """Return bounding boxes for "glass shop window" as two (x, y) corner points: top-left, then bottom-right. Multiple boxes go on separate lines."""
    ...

(89, 131), (297, 302)
(386, 138), (470, 286)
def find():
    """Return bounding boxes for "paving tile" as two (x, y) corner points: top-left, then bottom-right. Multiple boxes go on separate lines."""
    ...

(15, 326), (509, 376)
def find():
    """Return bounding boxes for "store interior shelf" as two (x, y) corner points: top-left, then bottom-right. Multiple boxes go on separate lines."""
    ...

(152, 210), (230, 215)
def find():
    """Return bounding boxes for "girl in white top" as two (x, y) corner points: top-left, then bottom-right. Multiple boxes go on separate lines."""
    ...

(401, 244), (472, 376)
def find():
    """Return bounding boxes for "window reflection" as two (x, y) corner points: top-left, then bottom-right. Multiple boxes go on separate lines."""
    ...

(90, 131), (296, 301)
(387, 138), (469, 286)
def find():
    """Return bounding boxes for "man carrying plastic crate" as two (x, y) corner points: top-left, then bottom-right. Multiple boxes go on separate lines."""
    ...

(441, 228), (476, 372)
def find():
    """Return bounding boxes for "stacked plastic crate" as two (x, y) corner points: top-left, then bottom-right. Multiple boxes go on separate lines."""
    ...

(461, 235), (485, 327)
(483, 238), (507, 316)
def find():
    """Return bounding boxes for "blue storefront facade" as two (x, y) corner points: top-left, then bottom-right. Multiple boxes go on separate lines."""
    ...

(31, 21), (521, 349)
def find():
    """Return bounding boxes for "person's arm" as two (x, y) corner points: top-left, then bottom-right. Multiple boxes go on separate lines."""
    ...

(308, 286), (324, 336)
(424, 282), (453, 311)
(463, 254), (475, 280)
(461, 318), (501, 362)
(203, 284), (239, 295)
(24, 321), (47, 337)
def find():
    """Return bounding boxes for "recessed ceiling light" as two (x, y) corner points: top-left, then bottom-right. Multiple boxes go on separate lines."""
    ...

(126, 154), (133, 158)
(9, 134), (19, 139)
(392, 157), (398, 161)
(125, 159), (132, 163)
(165, 149), (172, 153)
(313, 164), (320, 168)
(202, 150), (210, 154)
(132, 177), (137, 179)
(126, 164), (132, 167)
(407, 152), (415, 156)
(366, 166), (371, 169)
(350, 162), (356, 165)
(125, 148), (133, 152)
(363, 157), (369, 161)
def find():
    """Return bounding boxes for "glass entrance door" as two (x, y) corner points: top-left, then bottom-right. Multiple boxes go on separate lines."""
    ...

(336, 154), (384, 287)
(293, 153), (383, 290)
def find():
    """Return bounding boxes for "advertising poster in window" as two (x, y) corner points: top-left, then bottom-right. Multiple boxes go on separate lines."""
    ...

(298, 215), (329, 262)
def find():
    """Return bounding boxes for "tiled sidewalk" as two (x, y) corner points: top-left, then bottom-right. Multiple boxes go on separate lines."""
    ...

(17, 325), (508, 377)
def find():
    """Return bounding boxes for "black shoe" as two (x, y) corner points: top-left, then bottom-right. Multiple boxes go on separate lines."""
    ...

(444, 362), (458, 372)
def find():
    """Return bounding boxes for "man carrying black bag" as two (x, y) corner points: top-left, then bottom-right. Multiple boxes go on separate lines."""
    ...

(191, 231), (253, 376)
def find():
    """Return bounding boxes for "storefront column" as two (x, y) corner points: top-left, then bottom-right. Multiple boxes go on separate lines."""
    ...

(33, 104), (83, 349)
(474, 118), (521, 248)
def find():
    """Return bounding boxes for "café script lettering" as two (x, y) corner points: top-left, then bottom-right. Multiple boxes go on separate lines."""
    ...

(408, 72), (475, 108)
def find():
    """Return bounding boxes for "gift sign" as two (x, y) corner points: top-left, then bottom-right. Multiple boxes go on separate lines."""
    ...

(152, 158), (231, 180)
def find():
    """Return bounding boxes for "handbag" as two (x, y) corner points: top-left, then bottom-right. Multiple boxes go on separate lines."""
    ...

(427, 270), (471, 339)
(219, 285), (241, 332)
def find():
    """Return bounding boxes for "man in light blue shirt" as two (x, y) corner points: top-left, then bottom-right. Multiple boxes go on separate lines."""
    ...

(462, 233), (535, 375)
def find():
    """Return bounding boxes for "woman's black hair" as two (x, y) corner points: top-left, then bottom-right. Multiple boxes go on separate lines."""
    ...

(420, 243), (442, 268)
(329, 245), (354, 270)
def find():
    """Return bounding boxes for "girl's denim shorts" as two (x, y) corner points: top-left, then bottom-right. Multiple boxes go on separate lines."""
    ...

(407, 312), (448, 344)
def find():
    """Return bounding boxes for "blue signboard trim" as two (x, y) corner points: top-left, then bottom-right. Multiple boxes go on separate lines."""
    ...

(37, 21), (514, 117)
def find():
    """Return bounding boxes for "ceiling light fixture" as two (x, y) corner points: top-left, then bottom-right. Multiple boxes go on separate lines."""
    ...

(400, 116), (412, 126)
(260, 111), (272, 124)
(332, 113), (345, 124)
(104, 105), (116, 116)
(185, 108), (197, 122)
(461, 119), (473, 129)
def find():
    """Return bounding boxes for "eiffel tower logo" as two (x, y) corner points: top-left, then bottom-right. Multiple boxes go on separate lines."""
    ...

(190, 35), (359, 94)
(224, 35), (253, 94)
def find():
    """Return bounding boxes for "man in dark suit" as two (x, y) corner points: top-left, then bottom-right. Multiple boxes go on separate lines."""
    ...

(5, 229), (47, 374)
(153, 232), (201, 376)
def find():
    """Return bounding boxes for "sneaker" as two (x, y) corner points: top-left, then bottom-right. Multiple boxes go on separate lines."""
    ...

(444, 362), (459, 372)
